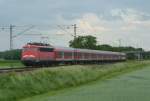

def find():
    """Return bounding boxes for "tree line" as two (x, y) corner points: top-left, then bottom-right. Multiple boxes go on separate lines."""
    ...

(69, 35), (143, 52)
(0, 49), (21, 60)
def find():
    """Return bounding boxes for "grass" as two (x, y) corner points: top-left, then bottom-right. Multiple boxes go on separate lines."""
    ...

(22, 63), (150, 101)
(0, 61), (150, 101)
(0, 60), (23, 68)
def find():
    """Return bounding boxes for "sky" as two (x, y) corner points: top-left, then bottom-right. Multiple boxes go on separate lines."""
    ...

(0, 0), (150, 51)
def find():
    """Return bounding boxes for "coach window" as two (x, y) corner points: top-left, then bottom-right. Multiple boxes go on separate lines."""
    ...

(69, 52), (72, 57)
(39, 48), (54, 52)
(65, 52), (72, 57)
(57, 52), (63, 58)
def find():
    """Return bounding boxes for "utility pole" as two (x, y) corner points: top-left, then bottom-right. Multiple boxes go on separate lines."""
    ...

(9, 25), (34, 50)
(9, 25), (15, 50)
(72, 24), (77, 63)
(0, 25), (15, 51)
(73, 24), (77, 40)
(118, 39), (122, 47)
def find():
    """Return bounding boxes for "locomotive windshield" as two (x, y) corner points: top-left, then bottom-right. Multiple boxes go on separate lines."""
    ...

(23, 48), (37, 51)
(39, 48), (54, 52)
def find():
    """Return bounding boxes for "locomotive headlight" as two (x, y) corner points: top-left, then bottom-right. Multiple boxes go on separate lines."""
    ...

(22, 55), (36, 60)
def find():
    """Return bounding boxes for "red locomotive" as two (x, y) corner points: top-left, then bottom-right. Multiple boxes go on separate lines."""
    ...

(21, 43), (126, 66)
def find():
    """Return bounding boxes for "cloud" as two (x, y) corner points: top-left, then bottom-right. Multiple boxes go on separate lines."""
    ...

(75, 13), (110, 35)
(111, 8), (143, 22)
(53, 13), (111, 36)
(44, 9), (150, 50)
(54, 9), (150, 50)
(111, 8), (150, 31)
(1, 5), (150, 51)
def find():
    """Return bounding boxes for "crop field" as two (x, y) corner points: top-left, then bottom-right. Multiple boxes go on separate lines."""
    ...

(0, 61), (150, 101)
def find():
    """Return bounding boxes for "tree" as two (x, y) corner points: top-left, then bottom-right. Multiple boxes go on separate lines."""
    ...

(69, 35), (97, 49)
(96, 44), (113, 51)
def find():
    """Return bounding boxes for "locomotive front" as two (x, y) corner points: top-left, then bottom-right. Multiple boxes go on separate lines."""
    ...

(21, 43), (55, 66)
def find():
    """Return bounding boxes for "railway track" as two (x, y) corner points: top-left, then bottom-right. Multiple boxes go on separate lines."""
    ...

(0, 62), (117, 74)
(0, 64), (69, 74)
(0, 67), (39, 74)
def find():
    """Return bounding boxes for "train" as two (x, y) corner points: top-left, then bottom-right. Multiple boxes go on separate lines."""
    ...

(21, 43), (126, 66)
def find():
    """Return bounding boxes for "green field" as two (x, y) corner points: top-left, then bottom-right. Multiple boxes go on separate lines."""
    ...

(0, 60), (23, 68)
(22, 65), (150, 101)
(0, 61), (150, 101)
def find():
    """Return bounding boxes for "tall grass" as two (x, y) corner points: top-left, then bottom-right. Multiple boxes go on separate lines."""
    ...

(0, 61), (150, 101)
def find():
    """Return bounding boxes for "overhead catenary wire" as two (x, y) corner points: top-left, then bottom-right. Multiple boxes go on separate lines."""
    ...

(57, 25), (74, 37)
(0, 24), (81, 50)
(13, 25), (35, 38)
(0, 25), (52, 50)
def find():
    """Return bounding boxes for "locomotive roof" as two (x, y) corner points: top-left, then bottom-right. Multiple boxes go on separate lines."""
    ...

(23, 43), (53, 48)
